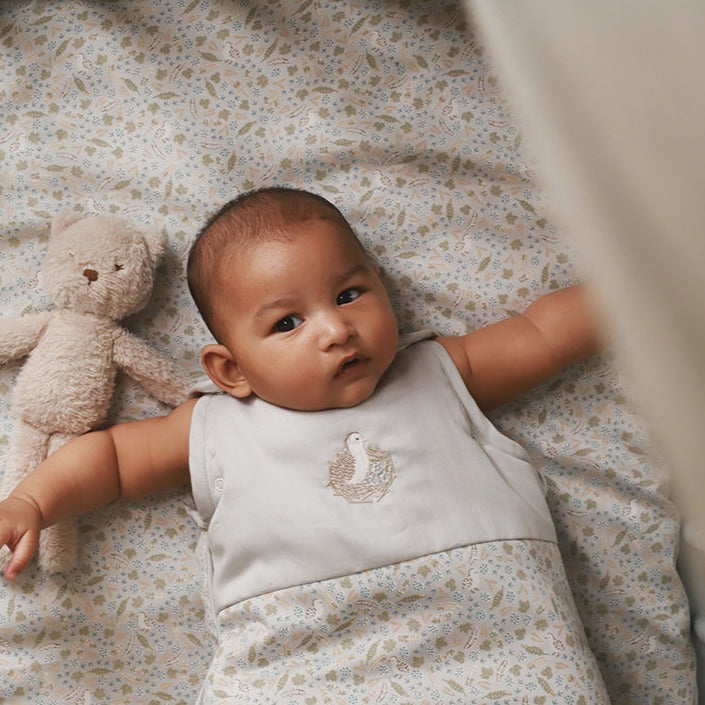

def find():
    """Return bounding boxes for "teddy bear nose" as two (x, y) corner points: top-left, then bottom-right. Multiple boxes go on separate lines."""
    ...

(83, 268), (99, 282)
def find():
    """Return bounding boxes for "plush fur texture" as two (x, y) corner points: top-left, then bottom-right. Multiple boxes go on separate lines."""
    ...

(0, 212), (189, 573)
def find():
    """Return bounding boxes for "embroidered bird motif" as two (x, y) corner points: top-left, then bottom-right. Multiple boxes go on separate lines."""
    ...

(328, 432), (396, 503)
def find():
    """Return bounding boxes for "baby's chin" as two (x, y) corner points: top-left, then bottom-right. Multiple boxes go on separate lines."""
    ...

(263, 386), (379, 413)
(273, 396), (371, 413)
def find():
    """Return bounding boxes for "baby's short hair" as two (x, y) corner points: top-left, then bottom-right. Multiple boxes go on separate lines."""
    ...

(188, 187), (360, 342)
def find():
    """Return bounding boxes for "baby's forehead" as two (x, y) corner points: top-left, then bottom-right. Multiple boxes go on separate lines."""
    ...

(220, 217), (361, 259)
(214, 221), (366, 287)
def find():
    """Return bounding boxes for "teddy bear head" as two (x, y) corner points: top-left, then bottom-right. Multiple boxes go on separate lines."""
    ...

(43, 211), (165, 319)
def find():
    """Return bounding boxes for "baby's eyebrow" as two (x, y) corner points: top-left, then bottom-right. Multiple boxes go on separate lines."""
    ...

(254, 296), (298, 321)
(332, 263), (370, 287)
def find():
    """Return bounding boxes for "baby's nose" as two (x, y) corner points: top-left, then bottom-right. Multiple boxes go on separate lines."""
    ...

(319, 311), (353, 349)
(83, 268), (99, 282)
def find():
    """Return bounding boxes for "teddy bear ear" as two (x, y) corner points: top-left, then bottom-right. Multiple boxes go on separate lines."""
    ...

(141, 228), (166, 269)
(50, 210), (83, 238)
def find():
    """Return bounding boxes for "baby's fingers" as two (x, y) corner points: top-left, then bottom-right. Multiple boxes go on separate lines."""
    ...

(0, 496), (43, 579)
(4, 530), (39, 580)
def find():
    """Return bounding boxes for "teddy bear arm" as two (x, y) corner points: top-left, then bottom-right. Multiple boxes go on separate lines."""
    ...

(0, 311), (53, 364)
(113, 328), (190, 408)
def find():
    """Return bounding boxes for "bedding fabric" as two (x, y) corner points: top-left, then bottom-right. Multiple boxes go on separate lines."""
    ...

(0, 1), (696, 704)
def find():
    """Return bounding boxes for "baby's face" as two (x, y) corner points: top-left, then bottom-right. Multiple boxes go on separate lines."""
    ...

(212, 218), (399, 411)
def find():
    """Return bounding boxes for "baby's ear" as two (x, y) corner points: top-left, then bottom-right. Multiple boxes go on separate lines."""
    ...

(50, 210), (83, 238)
(200, 344), (253, 399)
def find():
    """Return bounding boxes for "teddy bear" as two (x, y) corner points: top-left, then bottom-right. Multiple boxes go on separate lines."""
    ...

(0, 211), (190, 573)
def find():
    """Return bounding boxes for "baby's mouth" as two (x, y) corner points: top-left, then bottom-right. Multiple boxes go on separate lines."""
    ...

(336, 356), (365, 377)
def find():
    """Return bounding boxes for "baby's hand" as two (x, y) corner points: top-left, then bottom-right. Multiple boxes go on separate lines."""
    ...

(0, 495), (42, 580)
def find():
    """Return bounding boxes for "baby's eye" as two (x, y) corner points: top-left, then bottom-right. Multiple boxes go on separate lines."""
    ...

(336, 288), (360, 306)
(274, 315), (303, 333)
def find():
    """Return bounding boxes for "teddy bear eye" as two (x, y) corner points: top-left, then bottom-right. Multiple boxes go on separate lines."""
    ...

(114, 263), (124, 272)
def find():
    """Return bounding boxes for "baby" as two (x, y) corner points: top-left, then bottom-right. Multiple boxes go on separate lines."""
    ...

(0, 187), (608, 703)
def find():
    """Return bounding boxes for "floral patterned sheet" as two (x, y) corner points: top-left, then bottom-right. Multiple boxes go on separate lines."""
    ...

(0, 1), (696, 704)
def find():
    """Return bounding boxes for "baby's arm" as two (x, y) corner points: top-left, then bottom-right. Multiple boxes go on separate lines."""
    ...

(437, 284), (602, 411)
(0, 398), (196, 580)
